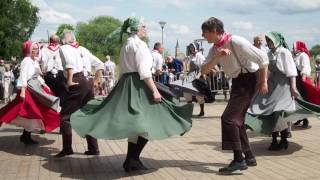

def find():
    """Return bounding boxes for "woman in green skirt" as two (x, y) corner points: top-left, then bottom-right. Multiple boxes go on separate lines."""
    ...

(70, 17), (193, 172)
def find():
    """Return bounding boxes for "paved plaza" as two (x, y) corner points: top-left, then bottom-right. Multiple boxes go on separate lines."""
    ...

(1, 98), (320, 180)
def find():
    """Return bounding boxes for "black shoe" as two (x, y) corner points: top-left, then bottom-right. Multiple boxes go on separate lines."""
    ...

(20, 135), (39, 145)
(198, 111), (205, 117)
(302, 119), (310, 128)
(268, 141), (278, 151)
(54, 149), (74, 158)
(277, 140), (288, 150)
(294, 120), (302, 126)
(84, 150), (100, 155)
(123, 158), (147, 172)
(219, 160), (248, 173)
(245, 157), (257, 166)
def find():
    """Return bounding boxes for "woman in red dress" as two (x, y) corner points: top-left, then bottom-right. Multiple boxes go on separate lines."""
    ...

(0, 40), (60, 144)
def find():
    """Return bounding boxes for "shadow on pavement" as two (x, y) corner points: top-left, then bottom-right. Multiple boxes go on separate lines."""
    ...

(189, 139), (303, 157)
(40, 155), (243, 179)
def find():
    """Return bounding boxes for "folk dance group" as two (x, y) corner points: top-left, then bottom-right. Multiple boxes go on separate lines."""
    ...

(0, 16), (319, 174)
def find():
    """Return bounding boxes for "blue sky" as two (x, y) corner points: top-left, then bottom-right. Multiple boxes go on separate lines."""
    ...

(31, 0), (320, 55)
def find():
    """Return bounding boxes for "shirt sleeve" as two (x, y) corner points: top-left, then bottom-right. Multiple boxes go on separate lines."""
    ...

(300, 53), (311, 76)
(17, 59), (29, 88)
(85, 48), (105, 71)
(232, 36), (269, 68)
(280, 49), (298, 77)
(59, 46), (75, 70)
(136, 43), (153, 80)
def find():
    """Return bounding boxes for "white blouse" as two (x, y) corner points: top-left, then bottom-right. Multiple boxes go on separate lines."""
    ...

(120, 35), (153, 80)
(187, 52), (205, 67)
(17, 57), (45, 88)
(268, 47), (298, 77)
(294, 52), (311, 77)
(59, 45), (104, 75)
(205, 35), (269, 78)
(40, 47), (63, 73)
(152, 50), (164, 72)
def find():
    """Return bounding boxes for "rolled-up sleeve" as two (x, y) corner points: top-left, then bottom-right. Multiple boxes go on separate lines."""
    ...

(17, 59), (29, 88)
(235, 37), (269, 68)
(88, 51), (104, 71)
(281, 50), (298, 77)
(136, 43), (153, 80)
(300, 53), (311, 76)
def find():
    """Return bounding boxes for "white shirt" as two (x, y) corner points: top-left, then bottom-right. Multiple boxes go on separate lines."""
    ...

(294, 52), (311, 77)
(187, 52), (205, 71)
(104, 60), (116, 79)
(40, 46), (63, 74)
(60, 45), (104, 75)
(151, 50), (164, 72)
(17, 57), (45, 88)
(120, 35), (153, 80)
(205, 35), (269, 78)
(268, 47), (298, 77)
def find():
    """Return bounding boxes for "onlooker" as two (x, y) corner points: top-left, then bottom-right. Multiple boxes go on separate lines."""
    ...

(0, 58), (6, 101)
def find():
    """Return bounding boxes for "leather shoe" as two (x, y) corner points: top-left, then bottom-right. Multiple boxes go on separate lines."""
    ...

(219, 160), (248, 173)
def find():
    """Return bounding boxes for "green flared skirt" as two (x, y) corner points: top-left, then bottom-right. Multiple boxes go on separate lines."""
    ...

(70, 73), (193, 140)
(245, 97), (319, 134)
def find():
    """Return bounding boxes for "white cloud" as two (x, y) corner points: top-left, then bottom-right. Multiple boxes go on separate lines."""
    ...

(139, 0), (203, 9)
(31, 0), (76, 24)
(169, 24), (191, 35)
(232, 21), (254, 30)
(265, 0), (320, 14)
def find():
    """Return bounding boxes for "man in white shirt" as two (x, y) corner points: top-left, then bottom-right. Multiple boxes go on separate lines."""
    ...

(151, 42), (165, 82)
(253, 35), (268, 54)
(201, 17), (268, 173)
(40, 34), (67, 103)
(55, 30), (104, 158)
(104, 55), (116, 93)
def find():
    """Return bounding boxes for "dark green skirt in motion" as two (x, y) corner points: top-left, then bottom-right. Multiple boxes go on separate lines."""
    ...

(70, 73), (193, 140)
(245, 97), (320, 134)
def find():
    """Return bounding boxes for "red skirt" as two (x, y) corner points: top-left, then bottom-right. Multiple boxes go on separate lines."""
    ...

(0, 87), (60, 132)
(302, 77), (320, 105)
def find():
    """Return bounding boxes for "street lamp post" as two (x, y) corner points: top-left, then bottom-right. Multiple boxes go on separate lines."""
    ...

(159, 21), (166, 48)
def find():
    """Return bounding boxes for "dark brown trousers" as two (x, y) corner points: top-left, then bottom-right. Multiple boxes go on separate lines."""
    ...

(221, 72), (257, 151)
(60, 73), (98, 152)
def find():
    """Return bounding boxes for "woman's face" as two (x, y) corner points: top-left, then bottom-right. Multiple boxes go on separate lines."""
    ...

(189, 46), (196, 54)
(137, 25), (146, 39)
(266, 37), (275, 50)
(31, 44), (39, 59)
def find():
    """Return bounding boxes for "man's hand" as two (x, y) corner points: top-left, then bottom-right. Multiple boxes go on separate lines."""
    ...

(153, 91), (162, 102)
(290, 87), (300, 98)
(67, 81), (79, 87)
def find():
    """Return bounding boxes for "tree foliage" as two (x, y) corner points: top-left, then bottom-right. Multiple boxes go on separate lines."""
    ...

(56, 24), (75, 38)
(310, 44), (320, 58)
(75, 16), (122, 63)
(0, 0), (39, 60)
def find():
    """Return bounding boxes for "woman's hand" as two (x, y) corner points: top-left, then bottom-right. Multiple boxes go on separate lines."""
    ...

(259, 82), (268, 95)
(290, 87), (300, 98)
(153, 90), (162, 102)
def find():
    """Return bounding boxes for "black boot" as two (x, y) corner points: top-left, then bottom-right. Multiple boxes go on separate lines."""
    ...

(20, 130), (38, 145)
(84, 135), (100, 155)
(123, 137), (148, 172)
(302, 119), (310, 128)
(198, 104), (205, 117)
(244, 150), (257, 166)
(277, 129), (289, 150)
(293, 120), (302, 126)
(268, 132), (279, 151)
(123, 142), (141, 172)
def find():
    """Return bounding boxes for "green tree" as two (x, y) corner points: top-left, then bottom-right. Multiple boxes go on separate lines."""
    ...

(310, 44), (320, 58)
(56, 24), (75, 38)
(0, 0), (39, 60)
(75, 16), (122, 63)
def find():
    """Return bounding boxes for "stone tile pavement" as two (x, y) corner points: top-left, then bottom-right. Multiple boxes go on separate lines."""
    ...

(1, 99), (320, 180)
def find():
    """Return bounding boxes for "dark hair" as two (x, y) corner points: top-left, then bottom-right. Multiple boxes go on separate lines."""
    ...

(201, 17), (224, 34)
(153, 42), (162, 50)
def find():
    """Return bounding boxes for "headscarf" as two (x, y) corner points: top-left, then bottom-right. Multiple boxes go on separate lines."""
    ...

(294, 41), (311, 57)
(214, 32), (232, 49)
(120, 17), (144, 43)
(22, 40), (39, 58)
(265, 31), (289, 49)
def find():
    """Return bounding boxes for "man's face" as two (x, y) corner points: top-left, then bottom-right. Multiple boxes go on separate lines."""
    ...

(202, 30), (216, 43)
(158, 46), (164, 54)
(254, 37), (263, 47)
